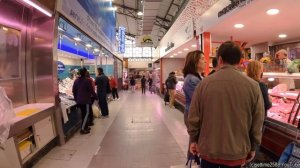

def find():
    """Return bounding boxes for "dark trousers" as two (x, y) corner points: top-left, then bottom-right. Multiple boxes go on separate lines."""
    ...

(201, 159), (241, 168)
(98, 94), (109, 116)
(77, 104), (90, 131)
(142, 86), (146, 94)
(88, 98), (95, 124)
(112, 88), (119, 99)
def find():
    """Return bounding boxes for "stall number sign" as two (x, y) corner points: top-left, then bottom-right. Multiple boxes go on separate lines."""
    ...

(118, 27), (126, 54)
(57, 61), (65, 74)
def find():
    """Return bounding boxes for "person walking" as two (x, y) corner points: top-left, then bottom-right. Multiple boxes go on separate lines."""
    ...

(141, 76), (146, 94)
(72, 68), (97, 134)
(182, 50), (205, 158)
(188, 41), (265, 168)
(247, 60), (272, 118)
(95, 67), (110, 118)
(130, 77), (136, 93)
(110, 76), (119, 100)
(165, 72), (177, 108)
(148, 77), (153, 93)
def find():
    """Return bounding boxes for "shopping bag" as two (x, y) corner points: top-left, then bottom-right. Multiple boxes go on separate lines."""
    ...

(92, 102), (101, 118)
(279, 142), (300, 167)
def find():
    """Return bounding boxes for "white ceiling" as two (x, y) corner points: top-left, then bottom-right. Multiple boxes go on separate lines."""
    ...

(208, 0), (300, 46)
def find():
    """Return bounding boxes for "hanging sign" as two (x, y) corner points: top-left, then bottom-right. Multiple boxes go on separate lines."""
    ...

(118, 27), (125, 54)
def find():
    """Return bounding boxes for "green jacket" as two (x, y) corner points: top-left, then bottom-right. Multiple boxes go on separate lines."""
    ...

(188, 65), (264, 160)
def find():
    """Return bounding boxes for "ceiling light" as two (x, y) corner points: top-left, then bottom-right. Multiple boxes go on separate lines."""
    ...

(2, 27), (8, 31)
(111, 6), (117, 10)
(22, 0), (52, 17)
(170, 56), (174, 58)
(268, 78), (275, 82)
(234, 24), (244, 28)
(74, 37), (81, 41)
(174, 53), (177, 56)
(278, 34), (287, 38)
(94, 48), (100, 52)
(191, 44), (197, 48)
(86, 43), (92, 48)
(184, 48), (189, 51)
(266, 9), (279, 15)
(178, 51), (182, 54)
(137, 11), (143, 16)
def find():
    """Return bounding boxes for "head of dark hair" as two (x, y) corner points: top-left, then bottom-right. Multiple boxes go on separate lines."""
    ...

(217, 41), (242, 65)
(80, 67), (87, 77)
(97, 67), (104, 75)
(182, 50), (204, 78)
(143, 76), (145, 78)
(212, 57), (218, 68)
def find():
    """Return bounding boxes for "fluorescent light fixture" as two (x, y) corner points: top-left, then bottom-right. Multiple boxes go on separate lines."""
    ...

(94, 48), (100, 52)
(137, 11), (143, 16)
(73, 37), (82, 41)
(2, 27), (8, 31)
(184, 48), (189, 51)
(268, 78), (275, 82)
(278, 34), (287, 38)
(234, 24), (244, 28)
(86, 44), (92, 48)
(22, 0), (52, 17)
(266, 9), (279, 15)
(58, 26), (64, 31)
(170, 56), (174, 58)
(178, 51), (182, 54)
(191, 44), (197, 48)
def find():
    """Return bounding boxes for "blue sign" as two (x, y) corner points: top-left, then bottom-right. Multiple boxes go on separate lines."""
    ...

(57, 61), (65, 74)
(118, 27), (125, 54)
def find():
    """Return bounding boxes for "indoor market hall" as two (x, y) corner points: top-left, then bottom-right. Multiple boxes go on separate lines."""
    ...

(1, 0), (300, 168)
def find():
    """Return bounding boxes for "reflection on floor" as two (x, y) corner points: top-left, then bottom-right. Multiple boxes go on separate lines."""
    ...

(34, 91), (189, 168)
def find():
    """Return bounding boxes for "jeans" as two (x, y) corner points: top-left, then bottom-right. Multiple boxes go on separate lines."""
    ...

(98, 94), (109, 116)
(201, 159), (241, 168)
(112, 88), (119, 99)
(142, 86), (146, 94)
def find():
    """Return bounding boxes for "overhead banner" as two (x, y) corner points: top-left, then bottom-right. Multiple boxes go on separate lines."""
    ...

(58, 0), (116, 53)
(118, 27), (125, 54)
(135, 35), (158, 47)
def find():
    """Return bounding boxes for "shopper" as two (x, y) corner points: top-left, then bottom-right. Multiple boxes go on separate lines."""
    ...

(130, 77), (136, 92)
(182, 50), (205, 158)
(95, 67), (110, 118)
(86, 71), (96, 126)
(72, 68), (97, 134)
(141, 76), (146, 94)
(247, 60), (272, 117)
(188, 41), (264, 168)
(208, 57), (218, 75)
(148, 77), (153, 93)
(110, 76), (119, 100)
(165, 72), (177, 108)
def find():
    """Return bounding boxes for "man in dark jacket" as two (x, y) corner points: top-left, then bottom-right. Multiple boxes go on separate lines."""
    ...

(166, 72), (177, 108)
(141, 76), (146, 94)
(73, 68), (96, 134)
(95, 67), (110, 118)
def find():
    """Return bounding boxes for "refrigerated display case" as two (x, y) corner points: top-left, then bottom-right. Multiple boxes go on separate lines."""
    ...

(261, 72), (300, 157)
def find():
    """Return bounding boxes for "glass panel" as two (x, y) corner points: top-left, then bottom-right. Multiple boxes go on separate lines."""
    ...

(0, 26), (21, 80)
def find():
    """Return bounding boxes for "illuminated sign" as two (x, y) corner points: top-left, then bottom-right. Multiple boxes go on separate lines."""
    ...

(118, 27), (125, 54)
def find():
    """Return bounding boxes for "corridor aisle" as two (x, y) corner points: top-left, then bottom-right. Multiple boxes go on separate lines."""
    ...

(34, 91), (189, 168)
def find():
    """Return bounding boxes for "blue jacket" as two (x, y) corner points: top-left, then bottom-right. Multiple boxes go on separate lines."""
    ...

(183, 74), (201, 113)
(72, 77), (96, 105)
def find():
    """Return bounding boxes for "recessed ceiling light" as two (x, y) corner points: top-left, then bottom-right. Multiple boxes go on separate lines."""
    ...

(278, 34), (287, 38)
(184, 48), (189, 51)
(191, 44), (197, 48)
(170, 55), (174, 58)
(86, 44), (92, 48)
(94, 48), (100, 52)
(2, 27), (8, 31)
(266, 9), (279, 15)
(234, 24), (244, 28)
(174, 53), (178, 56)
(137, 11), (143, 16)
(178, 51), (182, 54)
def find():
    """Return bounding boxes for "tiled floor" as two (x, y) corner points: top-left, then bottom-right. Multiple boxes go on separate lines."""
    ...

(34, 91), (189, 168)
